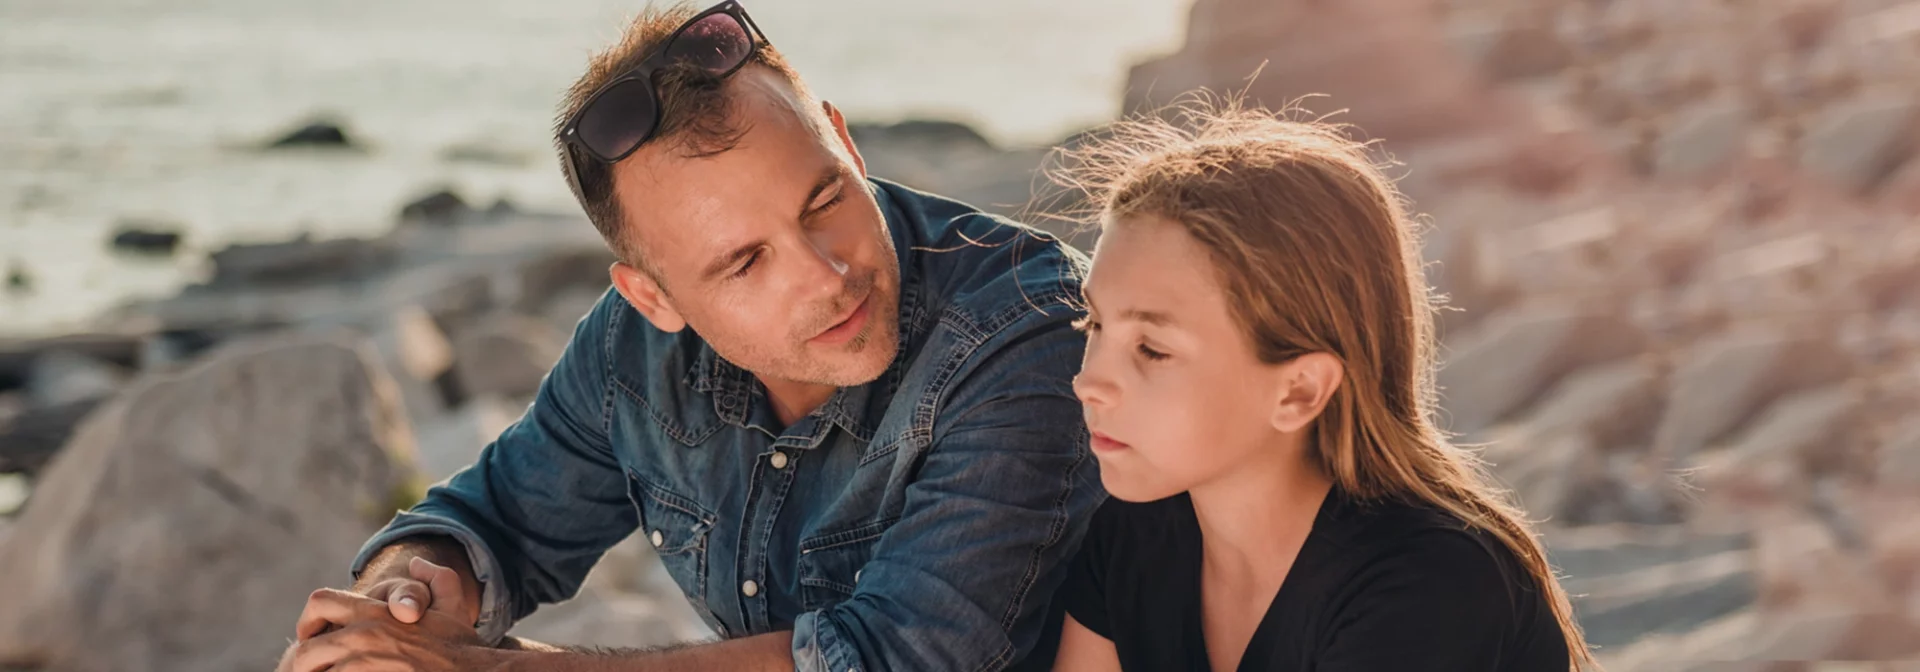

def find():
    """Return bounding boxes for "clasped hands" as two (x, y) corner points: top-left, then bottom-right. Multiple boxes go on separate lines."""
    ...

(275, 557), (508, 672)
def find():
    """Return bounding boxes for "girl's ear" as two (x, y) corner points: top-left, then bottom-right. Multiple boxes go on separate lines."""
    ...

(1270, 352), (1344, 434)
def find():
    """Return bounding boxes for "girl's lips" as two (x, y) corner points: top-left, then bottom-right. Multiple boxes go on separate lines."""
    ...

(1090, 431), (1130, 454)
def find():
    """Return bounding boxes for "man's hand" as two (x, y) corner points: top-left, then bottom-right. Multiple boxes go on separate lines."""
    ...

(349, 538), (484, 628)
(353, 557), (475, 627)
(278, 589), (503, 672)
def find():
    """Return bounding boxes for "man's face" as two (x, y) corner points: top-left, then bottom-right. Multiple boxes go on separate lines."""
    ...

(608, 66), (901, 389)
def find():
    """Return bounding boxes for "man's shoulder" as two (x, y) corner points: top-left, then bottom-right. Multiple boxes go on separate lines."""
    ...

(875, 178), (1088, 344)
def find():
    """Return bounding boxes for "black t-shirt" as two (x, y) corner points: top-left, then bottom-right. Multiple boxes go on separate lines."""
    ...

(1060, 489), (1570, 671)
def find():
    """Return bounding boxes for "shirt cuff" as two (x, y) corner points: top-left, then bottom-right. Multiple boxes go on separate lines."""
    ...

(791, 609), (866, 672)
(349, 511), (516, 645)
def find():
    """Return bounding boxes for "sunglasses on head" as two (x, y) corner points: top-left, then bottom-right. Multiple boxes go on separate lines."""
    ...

(561, 0), (765, 165)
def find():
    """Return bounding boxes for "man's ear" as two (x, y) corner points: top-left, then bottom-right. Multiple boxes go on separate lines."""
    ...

(822, 100), (867, 177)
(1270, 352), (1345, 434)
(610, 262), (686, 333)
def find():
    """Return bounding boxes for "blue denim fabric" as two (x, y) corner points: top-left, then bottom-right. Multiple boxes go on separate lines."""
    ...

(351, 178), (1104, 672)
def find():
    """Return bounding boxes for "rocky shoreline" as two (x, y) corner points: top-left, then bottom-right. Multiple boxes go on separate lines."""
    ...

(7, 0), (1920, 669)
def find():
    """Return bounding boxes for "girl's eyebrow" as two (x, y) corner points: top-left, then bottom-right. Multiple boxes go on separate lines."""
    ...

(1082, 287), (1177, 326)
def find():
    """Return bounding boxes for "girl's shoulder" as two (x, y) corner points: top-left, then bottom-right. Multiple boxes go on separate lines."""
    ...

(1314, 494), (1547, 618)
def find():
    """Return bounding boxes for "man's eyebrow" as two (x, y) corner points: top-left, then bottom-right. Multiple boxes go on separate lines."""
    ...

(700, 239), (764, 281)
(799, 165), (848, 220)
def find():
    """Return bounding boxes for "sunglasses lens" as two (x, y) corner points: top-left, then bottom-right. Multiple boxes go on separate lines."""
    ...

(665, 12), (752, 73)
(577, 78), (658, 160)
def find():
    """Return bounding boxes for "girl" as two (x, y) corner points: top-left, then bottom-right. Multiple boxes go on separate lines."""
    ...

(1049, 104), (1594, 672)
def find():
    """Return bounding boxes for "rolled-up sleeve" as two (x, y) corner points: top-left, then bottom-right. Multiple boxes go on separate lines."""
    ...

(792, 314), (1104, 672)
(350, 292), (639, 645)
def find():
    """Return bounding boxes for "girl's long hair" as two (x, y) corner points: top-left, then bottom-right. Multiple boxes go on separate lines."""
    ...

(1052, 99), (1597, 669)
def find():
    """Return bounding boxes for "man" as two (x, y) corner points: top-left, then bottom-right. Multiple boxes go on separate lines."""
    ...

(278, 2), (1100, 671)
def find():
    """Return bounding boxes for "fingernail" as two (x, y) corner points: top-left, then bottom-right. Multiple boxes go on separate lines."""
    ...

(397, 596), (419, 611)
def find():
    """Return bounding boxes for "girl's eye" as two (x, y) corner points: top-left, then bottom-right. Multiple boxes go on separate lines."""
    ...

(1137, 342), (1169, 361)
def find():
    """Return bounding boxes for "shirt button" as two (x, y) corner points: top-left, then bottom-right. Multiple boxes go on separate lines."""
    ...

(741, 580), (759, 597)
(770, 451), (790, 470)
(649, 530), (664, 548)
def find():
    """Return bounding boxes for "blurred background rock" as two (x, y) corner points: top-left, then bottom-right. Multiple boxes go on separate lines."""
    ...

(6, 0), (1920, 669)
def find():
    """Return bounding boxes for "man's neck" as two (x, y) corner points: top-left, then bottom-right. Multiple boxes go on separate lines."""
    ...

(759, 376), (839, 427)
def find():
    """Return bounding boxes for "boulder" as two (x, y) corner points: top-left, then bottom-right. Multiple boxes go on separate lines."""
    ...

(1546, 525), (1754, 583)
(507, 536), (713, 647)
(1124, 0), (1541, 147)
(440, 141), (535, 167)
(1654, 101), (1750, 180)
(25, 351), (128, 408)
(265, 119), (357, 150)
(412, 395), (522, 482)
(1879, 417), (1920, 491)
(108, 224), (184, 256)
(201, 233), (398, 288)
(1798, 94), (1920, 193)
(1651, 334), (1855, 460)
(1436, 307), (1648, 436)
(1568, 549), (1758, 648)
(0, 333), (421, 672)
(1518, 359), (1665, 448)
(1475, 19), (1575, 81)
(0, 397), (104, 476)
(398, 188), (473, 227)
(511, 250), (614, 316)
(364, 306), (457, 423)
(448, 313), (568, 403)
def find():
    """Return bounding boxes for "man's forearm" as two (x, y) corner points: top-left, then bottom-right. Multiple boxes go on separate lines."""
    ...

(496, 631), (795, 672)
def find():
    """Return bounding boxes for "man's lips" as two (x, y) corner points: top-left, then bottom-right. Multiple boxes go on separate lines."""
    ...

(1089, 430), (1130, 454)
(811, 294), (872, 345)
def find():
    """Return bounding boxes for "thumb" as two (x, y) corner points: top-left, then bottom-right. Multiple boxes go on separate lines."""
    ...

(385, 578), (432, 624)
(409, 556), (472, 620)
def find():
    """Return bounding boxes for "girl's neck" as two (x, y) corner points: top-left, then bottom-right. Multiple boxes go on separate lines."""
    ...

(1189, 438), (1332, 585)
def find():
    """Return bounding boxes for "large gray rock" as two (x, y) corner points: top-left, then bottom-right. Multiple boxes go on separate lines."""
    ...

(412, 396), (522, 482)
(0, 333), (421, 672)
(1126, 0), (1532, 146)
(1652, 334), (1855, 459)
(1879, 416), (1920, 490)
(365, 306), (456, 422)
(25, 351), (128, 408)
(1568, 549), (1758, 648)
(1798, 94), (1920, 193)
(507, 536), (713, 648)
(448, 313), (567, 403)
(1690, 385), (1865, 495)
(1654, 101), (1749, 180)
(1437, 307), (1648, 436)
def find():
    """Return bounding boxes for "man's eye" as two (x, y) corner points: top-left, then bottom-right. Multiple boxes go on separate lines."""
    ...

(732, 251), (762, 279)
(813, 189), (846, 215)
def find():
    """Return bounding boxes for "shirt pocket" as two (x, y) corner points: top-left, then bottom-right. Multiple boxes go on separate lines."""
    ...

(796, 518), (893, 611)
(625, 469), (725, 635)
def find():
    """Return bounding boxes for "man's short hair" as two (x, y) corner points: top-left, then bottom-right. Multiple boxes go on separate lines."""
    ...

(554, 3), (808, 270)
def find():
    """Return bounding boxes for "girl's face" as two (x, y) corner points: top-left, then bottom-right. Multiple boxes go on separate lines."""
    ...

(1073, 215), (1299, 503)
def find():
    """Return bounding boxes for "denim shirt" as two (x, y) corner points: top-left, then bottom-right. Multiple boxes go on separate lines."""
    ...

(352, 178), (1104, 672)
